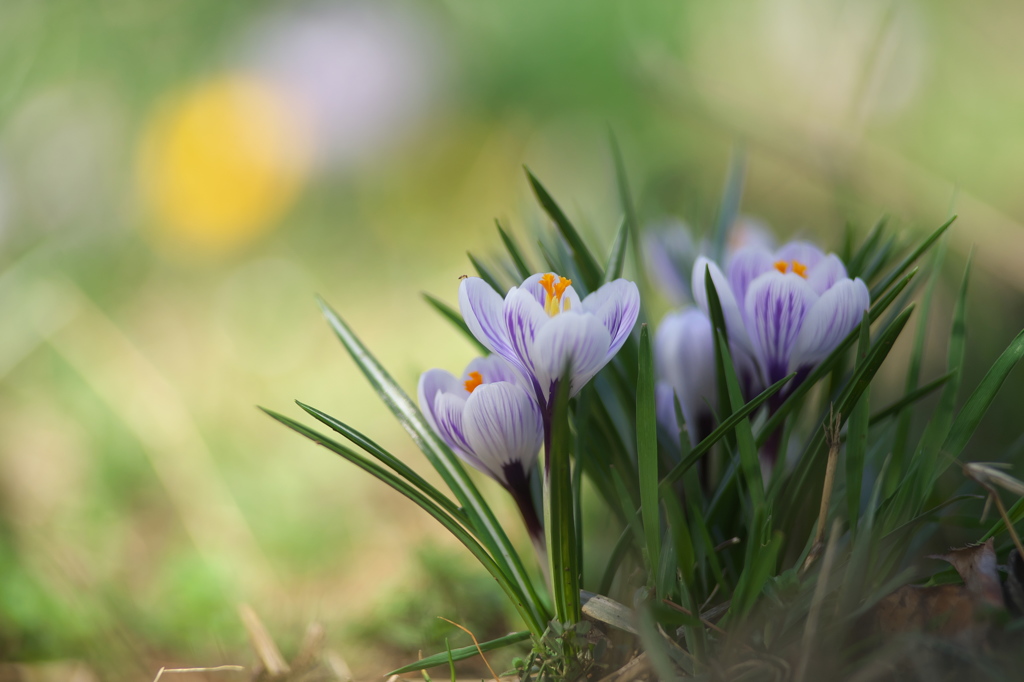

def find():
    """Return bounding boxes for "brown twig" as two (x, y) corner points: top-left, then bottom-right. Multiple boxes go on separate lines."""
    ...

(437, 617), (500, 682)
(803, 407), (841, 574)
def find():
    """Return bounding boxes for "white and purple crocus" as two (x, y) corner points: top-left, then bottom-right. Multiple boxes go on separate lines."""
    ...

(419, 272), (640, 552)
(690, 240), (870, 464)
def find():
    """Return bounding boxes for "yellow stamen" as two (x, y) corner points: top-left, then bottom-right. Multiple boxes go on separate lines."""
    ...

(773, 260), (808, 279)
(464, 371), (483, 393)
(539, 273), (572, 317)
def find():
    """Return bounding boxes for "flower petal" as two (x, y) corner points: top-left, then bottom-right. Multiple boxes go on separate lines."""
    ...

(432, 390), (475, 459)
(581, 279), (640, 360)
(531, 312), (611, 399)
(775, 240), (826, 269)
(503, 285), (551, 381)
(654, 308), (716, 435)
(655, 381), (680, 436)
(805, 253), (848, 296)
(418, 368), (464, 432)
(459, 277), (514, 359)
(744, 272), (818, 384)
(644, 220), (697, 303)
(691, 256), (753, 355)
(464, 354), (529, 391)
(463, 382), (543, 483)
(790, 277), (870, 371)
(727, 247), (775, 308)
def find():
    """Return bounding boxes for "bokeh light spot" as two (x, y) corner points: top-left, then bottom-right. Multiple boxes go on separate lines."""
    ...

(138, 75), (310, 254)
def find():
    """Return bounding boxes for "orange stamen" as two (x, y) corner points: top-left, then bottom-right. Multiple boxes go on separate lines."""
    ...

(773, 260), (808, 279)
(538, 273), (572, 316)
(464, 371), (483, 393)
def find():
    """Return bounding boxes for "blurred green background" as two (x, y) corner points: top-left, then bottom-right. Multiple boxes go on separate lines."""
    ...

(2, 0), (1023, 678)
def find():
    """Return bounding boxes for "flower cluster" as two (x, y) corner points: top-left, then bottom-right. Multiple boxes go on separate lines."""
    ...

(655, 233), (870, 461)
(419, 272), (640, 550)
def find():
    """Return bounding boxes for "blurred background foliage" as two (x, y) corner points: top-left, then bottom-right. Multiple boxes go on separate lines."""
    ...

(1, 0), (1023, 678)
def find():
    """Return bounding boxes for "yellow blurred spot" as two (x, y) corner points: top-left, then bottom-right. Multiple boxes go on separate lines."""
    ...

(139, 76), (310, 254)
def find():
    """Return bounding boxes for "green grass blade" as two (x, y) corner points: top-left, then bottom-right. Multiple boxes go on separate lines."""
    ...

(846, 313), (871, 536)
(598, 525), (636, 595)
(496, 219), (533, 280)
(870, 215), (955, 300)
(387, 630), (532, 675)
(317, 297), (547, 630)
(525, 168), (603, 292)
(938, 327), (1024, 476)
(662, 373), (793, 487)
(422, 293), (488, 354)
(711, 147), (745, 264)
(296, 401), (468, 524)
(869, 372), (953, 426)
(637, 325), (661, 591)
(847, 215), (888, 278)
(545, 371), (580, 624)
(716, 329), (763, 511)
(603, 217), (630, 285)
(262, 408), (543, 634)
(467, 252), (505, 293)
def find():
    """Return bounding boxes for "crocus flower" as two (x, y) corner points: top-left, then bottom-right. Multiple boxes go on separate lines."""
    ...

(654, 308), (718, 446)
(459, 273), (640, 410)
(691, 240), (870, 389)
(418, 354), (544, 545)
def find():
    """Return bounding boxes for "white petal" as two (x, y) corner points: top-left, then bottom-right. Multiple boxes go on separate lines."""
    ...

(432, 391), (475, 458)
(726, 247), (775, 307)
(417, 368), (464, 433)
(805, 254), (848, 296)
(744, 272), (818, 384)
(464, 354), (530, 391)
(503, 285), (551, 380)
(531, 313), (611, 399)
(654, 308), (716, 434)
(581, 279), (640, 360)
(463, 382), (543, 482)
(459, 278), (514, 359)
(691, 256), (753, 355)
(790, 278), (870, 371)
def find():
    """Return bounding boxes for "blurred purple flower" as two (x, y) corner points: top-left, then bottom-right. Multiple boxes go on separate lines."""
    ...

(692, 240), (869, 388)
(459, 273), (640, 409)
(654, 308), (717, 446)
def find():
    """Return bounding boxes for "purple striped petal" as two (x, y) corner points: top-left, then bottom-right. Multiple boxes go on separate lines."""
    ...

(805, 254), (848, 296)
(418, 368), (465, 433)
(775, 241), (826, 269)
(463, 382), (543, 484)
(531, 312), (611, 398)
(790, 278), (870, 371)
(516, 273), (549, 308)
(691, 256), (753, 355)
(503, 285), (550, 378)
(432, 391), (475, 458)
(745, 272), (818, 384)
(459, 277), (514, 359)
(464, 354), (529, 391)
(727, 247), (775, 309)
(581, 279), (640, 360)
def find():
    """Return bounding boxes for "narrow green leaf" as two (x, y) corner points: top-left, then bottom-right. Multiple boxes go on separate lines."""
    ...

(663, 493), (705, 661)
(387, 630), (531, 675)
(711, 148), (745, 264)
(525, 168), (602, 291)
(422, 293), (488, 354)
(846, 313), (871, 535)
(868, 372), (953, 427)
(545, 370), (580, 623)
(637, 325), (661, 591)
(297, 401), (468, 524)
(262, 409), (543, 633)
(467, 252), (505, 293)
(870, 215), (955, 300)
(662, 372), (793, 487)
(847, 215), (888, 278)
(603, 217), (630, 285)
(716, 329), (763, 511)
(496, 220), (532, 280)
(598, 524), (636, 596)
(317, 297), (547, 631)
